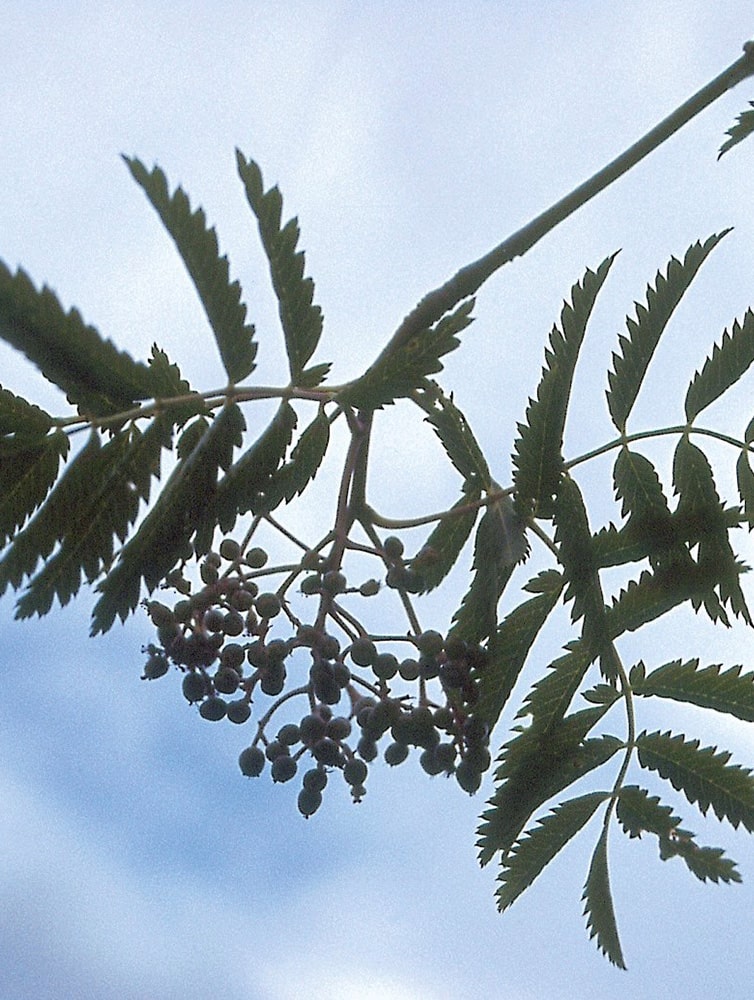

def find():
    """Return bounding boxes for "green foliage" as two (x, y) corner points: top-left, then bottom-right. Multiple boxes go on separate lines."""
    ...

(605, 233), (728, 433)
(4, 53), (754, 969)
(513, 255), (616, 517)
(124, 157), (257, 384)
(235, 151), (323, 381)
(719, 101), (754, 158)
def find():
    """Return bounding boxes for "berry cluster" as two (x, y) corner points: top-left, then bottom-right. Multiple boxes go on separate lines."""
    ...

(141, 536), (493, 816)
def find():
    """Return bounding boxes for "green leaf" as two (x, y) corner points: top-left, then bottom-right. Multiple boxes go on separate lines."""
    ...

(553, 475), (609, 662)
(449, 493), (527, 644)
(297, 362), (332, 388)
(235, 151), (323, 379)
(125, 157), (256, 383)
(477, 708), (620, 866)
(474, 568), (562, 729)
(517, 642), (594, 729)
(582, 829), (626, 969)
(659, 834), (741, 884)
(13, 429), (148, 617)
(412, 489), (481, 594)
(0, 432), (104, 598)
(514, 254), (616, 517)
(414, 383), (491, 485)
(91, 402), (246, 633)
(718, 101), (754, 158)
(605, 563), (716, 638)
(673, 436), (750, 626)
(0, 263), (159, 415)
(612, 448), (690, 572)
(736, 449), (754, 526)
(685, 310), (754, 421)
(146, 344), (206, 423)
(337, 299), (474, 411)
(496, 792), (608, 912)
(637, 730), (754, 832)
(617, 786), (741, 883)
(0, 426), (69, 547)
(605, 233), (729, 432)
(261, 408), (330, 509)
(0, 385), (53, 436)
(214, 401), (298, 530)
(634, 658), (754, 722)
(616, 785), (679, 839)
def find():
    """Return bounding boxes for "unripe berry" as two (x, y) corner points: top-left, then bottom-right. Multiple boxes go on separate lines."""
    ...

(213, 666), (240, 695)
(297, 787), (322, 818)
(223, 610), (245, 637)
(373, 652), (399, 681)
(245, 546), (268, 568)
(255, 592), (281, 619)
(326, 716), (352, 741)
(220, 643), (245, 671)
(239, 745), (265, 777)
(312, 738), (342, 766)
(227, 699), (251, 724)
(416, 630), (444, 656)
(350, 638), (377, 667)
(219, 538), (241, 561)
(271, 755), (298, 783)
(277, 723), (302, 746)
(199, 696), (227, 721)
(384, 741), (409, 766)
(343, 758), (368, 787)
(182, 671), (209, 704)
(299, 714), (328, 745)
(359, 579), (380, 597)
(303, 767), (328, 792)
(455, 759), (483, 794)
(322, 570), (347, 594)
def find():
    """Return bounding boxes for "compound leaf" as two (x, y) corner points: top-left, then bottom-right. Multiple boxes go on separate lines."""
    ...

(236, 151), (323, 379)
(496, 791), (608, 911)
(125, 157), (256, 384)
(605, 233), (729, 431)
(637, 730), (754, 831)
(514, 254), (616, 517)
(0, 263), (159, 415)
(633, 658), (754, 722)
(685, 309), (754, 421)
(719, 101), (754, 158)
(583, 829), (626, 969)
(337, 300), (474, 411)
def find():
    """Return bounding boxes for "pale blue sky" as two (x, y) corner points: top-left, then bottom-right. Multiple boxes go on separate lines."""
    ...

(2, 4), (754, 998)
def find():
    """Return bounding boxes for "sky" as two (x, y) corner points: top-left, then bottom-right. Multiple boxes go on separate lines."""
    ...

(2, 3), (754, 998)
